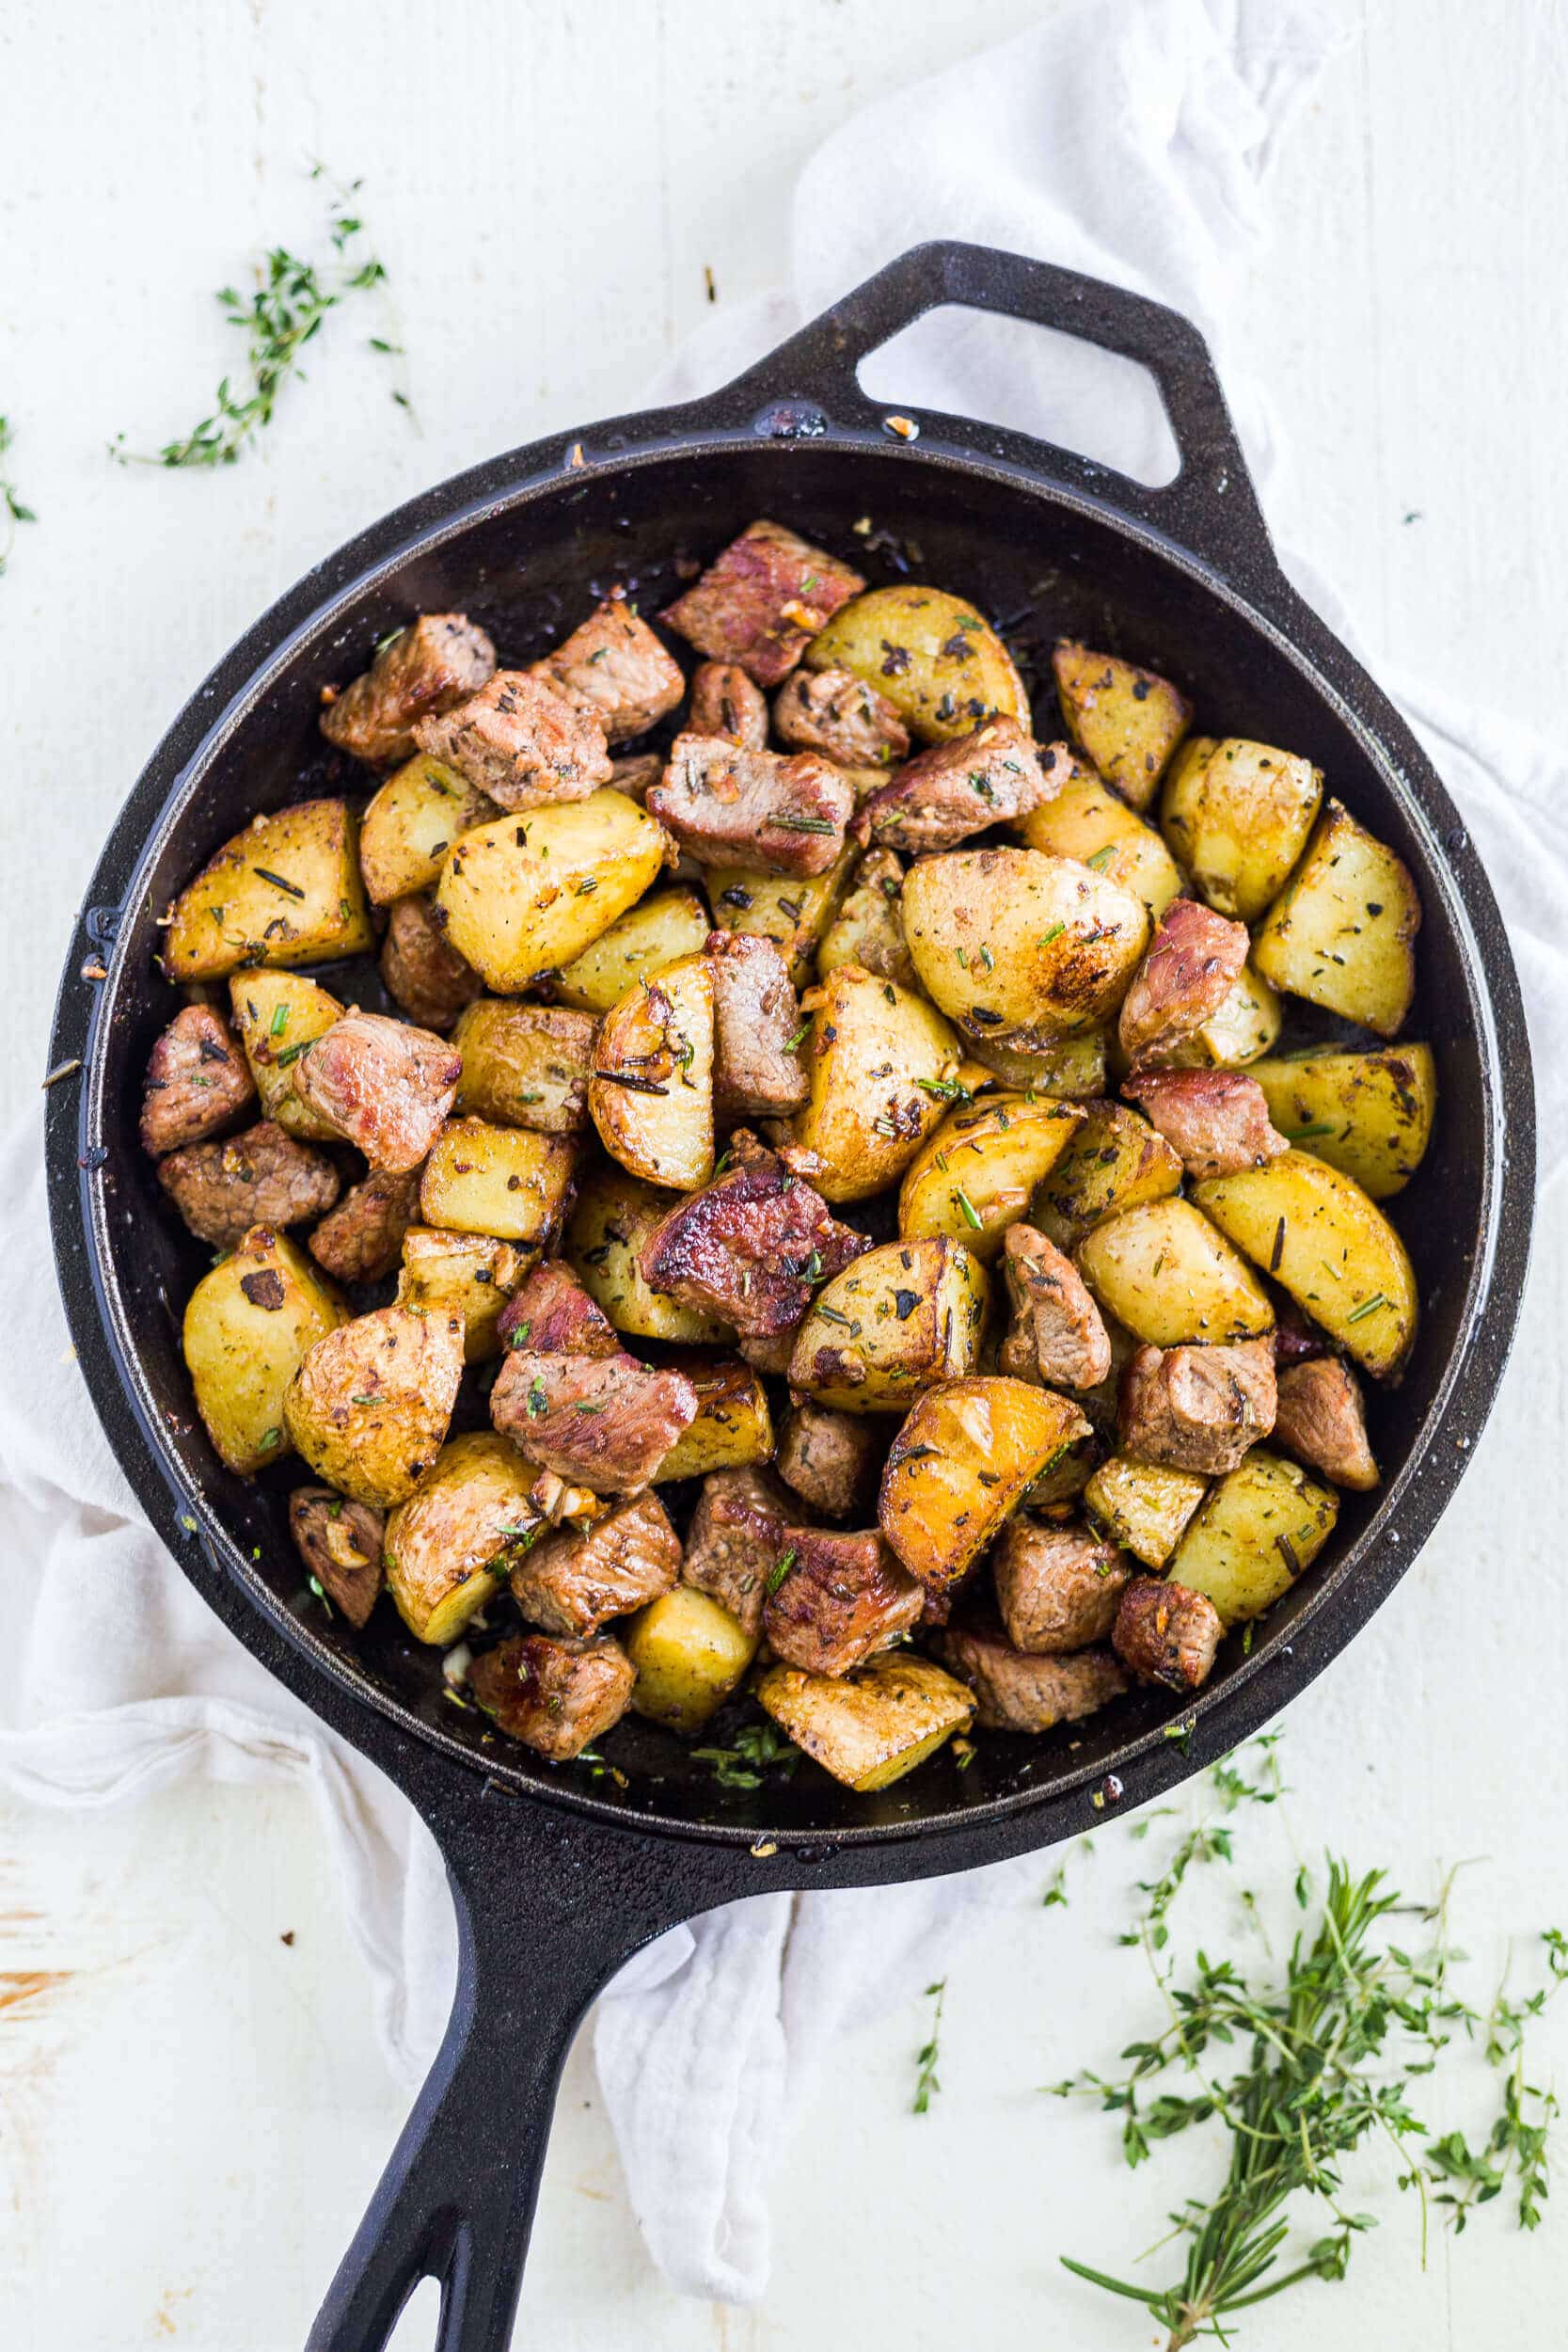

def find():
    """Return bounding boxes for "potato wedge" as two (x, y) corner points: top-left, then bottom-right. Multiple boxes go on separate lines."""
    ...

(1162, 961), (1282, 1070)
(434, 789), (668, 992)
(1159, 736), (1323, 920)
(1085, 1454), (1209, 1568)
(961, 1025), (1109, 1100)
(788, 1237), (989, 1412)
(805, 585), (1028, 743)
(653, 1357), (773, 1482)
(396, 1227), (530, 1362)
(1033, 1103), (1183, 1251)
(228, 971), (344, 1139)
(359, 754), (499, 906)
(1248, 1045), (1436, 1200)
(1053, 644), (1191, 810)
(903, 848), (1148, 1038)
(451, 1000), (595, 1136)
(756, 1652), (975, 1791)
(879, 1377), (1091, 1592)
(565, 1163), (728, 1343)
(706, 845), (858, 984)
(164, 800), (373, 981)
(1076, 1199), (1275, 1346)
(383, 1431), (546, 1645)
(553, 887), (712, 1014)
(1169, 1446), (1338, 1625)
(283, 1304), (466, 1508)
(625, 1588), (759, 1734)
(1018, 754), (1185, 919)
(787, 963), (960, 1203)
(897, 1093), (1085, 1261)
(182, 1226), (346, 1473)
(420, 1118), (576, 1246)
(1252, 799), (1420, 1036)
(1193, 1149), (1417, 1377)
(816, 850), (914, 987)
(589, 957), (715, 1190)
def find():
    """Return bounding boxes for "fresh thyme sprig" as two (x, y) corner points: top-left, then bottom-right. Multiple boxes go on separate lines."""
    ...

(689, 1719), (799, 1793)
(0, 416), (37, 574)
(913, 1979), (946, 2114)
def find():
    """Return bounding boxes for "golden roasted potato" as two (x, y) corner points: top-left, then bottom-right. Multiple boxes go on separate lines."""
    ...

(553, 887), (712, 1015)
(1085, 1454), (1209, 1568)
(804, 585), (1028, 742)
(182, 1226), (346, 1473)
(383, 1431), (546, 1645)
(434, 789), (668, 992)
(565, 1163), (728, 1343)
(420, 1118), (576, 1245)
(588, 957), (714, 1190)
(879, 1377), (1090, 1591)
(786, 963), (960, 1203)
(1159, 736), (1323, 920)
(1248, 1044), (1436, 1200)
(788, 1236), (988, 1412)
(164, 800), (373, 981)
(626, 1587), (759, 1733)
(962, 1025), (1109, 1100)
(396, 1227), (530, 1361)
(1076, 1199), (1275, 1346)
(283, 1304), (467, 1508)
(451, 1000), (596, 1135)
(359, 754), (499, 906)
(1018, 753), (1185, 919)
(1162, 961), (1282, 1070)
(1252, 799), (1420, 1036)
(1053, 644), (1191, 810)
(816, 850), (915, 986)
(1193, 1149), (1417, 1377)
(903, 848), (1148, 1038)
(1169, 1446), (1338, 1624)
(897, 1093), (1085, 1260)
(706, 844), (858, 984)
(654, 1357), (773, 1482)
(756, 1652), (975, 1791)
(1033, 1102), (1183, 1251)
(228, 971), (344, 1139)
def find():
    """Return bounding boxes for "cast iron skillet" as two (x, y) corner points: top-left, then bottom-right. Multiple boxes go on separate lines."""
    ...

(45, 244), (1533, 2351)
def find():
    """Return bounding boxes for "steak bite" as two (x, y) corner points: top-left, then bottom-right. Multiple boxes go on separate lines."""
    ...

(1274, 1358), (1379, 1491)
(497, 1260), (620, 1359)
(529, 596), (685, 743)
(320, 612), (497, 770)
(490, 1348), (700, 1494)
(705, 931), (810, 1121)
(1117, 898), (1250, 1069)
(772, 666), (911, 769)
(1113, 1576), (1224, 1692)
(647, 736), (853, 877)
(413, 670), (613, 810)
(776, 1403), (882, 1520)
(293, 1011), (462, 1173)
(379, 894), (484, 1032)
(509, 1491), (681, 1636)
(288, 1487), (386, 1629)
(764, 1527), (924, 1677)
(308, 1167), (423, 1286)
(468, 1631), (635, 1759)
(1118, 1338), (1276, 1475)
(942, 1624), (1129, 1732)
(851, 718), (1050, 856)
(638, 1145), (868, 1339)
(158, 1120), (340, 1248)
(1120, 1069), (1289, 1181)
(140, 1003), (257, 1156)
(999, 1222), (1113, 1390)
(608, 752), (665, 803)
(688, 660), (769, 750)
(990, 1517), (1132, 1654)
(681, 1464), (792, 1635)
(659, 518), (864, 687)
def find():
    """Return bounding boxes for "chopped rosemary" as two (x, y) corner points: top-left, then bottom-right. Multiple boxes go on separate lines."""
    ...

(691, 1721), (800, 1791)
(912, 1979), (946, 2114)
(765, 1547), (798, 1597)
(1346, 1293), (1387, 1323)
(954, 1188), (983, 1231)
(770, 814), (837, 834)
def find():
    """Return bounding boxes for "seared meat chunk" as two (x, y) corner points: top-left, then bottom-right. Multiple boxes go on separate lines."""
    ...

(158, 1120), (340, 1248)
(1118, 1338), (1276, 1475)
(293, 1012), (461, 1173)
(414, 670), (613, 811)
(999, 1223), (1112, 1390)
(681, 1464), (792, 1635)
(1274, 1358), (1379, 1491)
(529, 596), (684, 743)
(638, 1146), (867, 1339)
(1121, 1069), (1288, 1180)
(773, 666), (910, 769)
(491, 1348), (699, 1494)
(510, 1491), (680, 1636)
(1118, 898), (1249, 1069)
(497, 1260), (620, 1359)
(321, 612), (496, 770)
(852, 718), (1048, 855)
(647, 735), (852, 877)
(659, 518), (864, 687)
(688, 661), (769, 750)
(379, 896), (483, 1032)
(468, 1631), (635, 1759)
(705, 931), (809, 1120)
(1274, 1297), (1331, 1367)
(1113, 1576), (1223, 1692)
(140, 1004), (257, 1156)
(942, 1624), (1129, 1732)
(764, 1527), (923, 1677)
(309, 1167), (423, 1285)
(776, 1404), (882, 1520)
(288, 1487), (386, 1629)
(990, 1517), (1131, 1654)
(608, 752), (665, 803)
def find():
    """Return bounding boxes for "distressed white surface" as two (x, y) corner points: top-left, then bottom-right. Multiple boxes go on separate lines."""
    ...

(3, 1), (1568, 2346)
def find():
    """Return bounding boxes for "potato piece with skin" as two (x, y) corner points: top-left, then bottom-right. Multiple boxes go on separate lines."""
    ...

(962, 1025), (1109, 1101)
(756, 1652), (975, 1791)
(228, 972), (344, 1140)
(164, 800), (373, 981)
(396, 1227), (530, 1362)
(706, 844), (858, 985)
(553, 888), (712, 1015)
(1053, 643), (1192, 811)
(451, 1000), (596, 1136)
(653, 1356), (774, 1483)
(784, 963), (961, 1204)
(1160, 737), (1323, 920)
(1084, 1454), (1210, 1569)
(788, 1237), (988, 1413)
(419, 1119), (576, 1246)
(1017, 747), (1186, 920)
(1252, 799), (1421, 1037)
(359, 754), (499, 906)
(182, 1227), (346, 1474)
(589, 957), (715, 1190)
(1194, 1150), (1417, 1378)
(626, 1587), (759, 1734)
(284, 1305), (466, 1509)
(897, 1092), (1085, 1262)
(1033, 1102), (1184, 1252)
(1169, 1446), (1338, 1625)
(879, 1377), (1092, 1594)
(805, 585), (1028, 744)
(1247, 1045), (1436, 1200)
(903, 848), (1148, 1041)
(434, 789), (669, 993)
(1159, 961), (1282, 1071)
(1076, 1199), (1275, 1346)
(565, 1165), (729, 1343)
(388, 1447), (543, 1635)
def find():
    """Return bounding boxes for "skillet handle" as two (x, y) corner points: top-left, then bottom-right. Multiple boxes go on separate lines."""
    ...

(721, 239), (1275, 580)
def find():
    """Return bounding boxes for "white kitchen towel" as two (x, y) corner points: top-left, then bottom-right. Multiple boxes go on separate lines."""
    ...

(3, 0), (1566, 2315)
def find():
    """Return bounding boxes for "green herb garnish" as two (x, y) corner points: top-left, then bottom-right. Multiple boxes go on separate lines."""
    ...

(765, 1547), (798, 1597)
(913, 1980), (946, 2114)
(0, 416), (37, 577)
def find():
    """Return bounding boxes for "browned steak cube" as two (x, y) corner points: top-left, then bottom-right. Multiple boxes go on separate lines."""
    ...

(647, 736), (852, 877)
(158, 1120), (340, 1248)
(529, 596), (685, 743)
(942, 1624), (1129, 1732)
(288, 1487), (386, 1628)
(639, 1147), (867, 1339)
(1118, 1338), (1276, 1475)
(608, 752), (665, 803)
(688, 661), (769, 750)
(990, 1517), (1131, 1654)
(999, 1223), (1113, 1390)
(497, 1261), (621, 1359)
(414, 670), (613, 810)
(1118, 898), (1249, 1069)
(468, 1631), (635, 1758)
(1120, 1069), (1288, 1180)
(1113, 1576), (1223, 1692)
(491, 1348), (699, 1493)
(659, 519), (864, 687)
(775, 1404), (882, 1520)
(379, 895), (483, 1032)
(140, 1004), (257, 1156)
(1274, 1358), (1379, 1490)
(293, 1012), (462, 1174)
(681, 1464), (792, 1635)
(308, 1168), (423, 1285)
(772, 666), (910, 769)
(510, 1492), (681, 1636)
(705, 931), (809, 1121)
(763, 1527), (923, 1677)
(320, 612), (496, 770)
(852, 719), (1048, 855)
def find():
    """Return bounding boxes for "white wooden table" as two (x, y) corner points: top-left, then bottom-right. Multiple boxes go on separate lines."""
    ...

(4, 4), (1568, 2347)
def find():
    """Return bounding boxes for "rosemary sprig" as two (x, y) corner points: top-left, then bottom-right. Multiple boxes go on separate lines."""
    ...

(689, 1721), (800, 1793)
(913, 1979), (947, 2114)
(0, 416), (37, 575)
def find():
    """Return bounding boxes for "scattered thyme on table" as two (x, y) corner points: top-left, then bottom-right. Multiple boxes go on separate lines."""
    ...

(0, 416), (37, 575)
